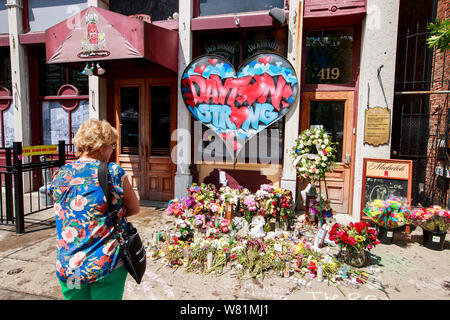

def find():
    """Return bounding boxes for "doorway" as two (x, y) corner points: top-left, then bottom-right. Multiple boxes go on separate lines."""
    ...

(113, 78), (177, 201)
(300, 91), (355, 214)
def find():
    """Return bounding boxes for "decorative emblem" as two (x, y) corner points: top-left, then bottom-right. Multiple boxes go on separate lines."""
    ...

(78, 13), (109, 59)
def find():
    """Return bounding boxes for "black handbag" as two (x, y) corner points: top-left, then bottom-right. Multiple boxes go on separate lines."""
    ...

(98, 162), (146, 284)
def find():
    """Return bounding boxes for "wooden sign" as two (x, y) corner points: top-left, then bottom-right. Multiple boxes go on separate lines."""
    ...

(361, 158), (413, 216)
(364, 106), (391, 146)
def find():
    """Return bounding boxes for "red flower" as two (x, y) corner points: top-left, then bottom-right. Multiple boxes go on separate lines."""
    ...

(308, 261), (317, 272)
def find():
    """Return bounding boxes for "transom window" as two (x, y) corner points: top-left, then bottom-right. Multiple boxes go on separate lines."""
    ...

(198, 0), (285, 16)
(305, 29), (354, 84)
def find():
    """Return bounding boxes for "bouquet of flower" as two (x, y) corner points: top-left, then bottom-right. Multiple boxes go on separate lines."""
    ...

(206, 201), (223, 215)
(175, 218), (194, 240)
(167, 198), (187, 216)
(363, 196), (409, 229)
(408, 206), (450, 232)
(328, 222), (380, 252)
(241, 194), (258, 223)
(278, 189), (294, 223)
(219, 186), (241, 207)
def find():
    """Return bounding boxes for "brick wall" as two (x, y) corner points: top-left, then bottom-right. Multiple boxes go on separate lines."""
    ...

(425, 0), (449, 206)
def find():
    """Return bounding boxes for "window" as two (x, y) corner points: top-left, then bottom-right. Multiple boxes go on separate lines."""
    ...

(196, 29), (288, 164)
(199, 29), (287, 69)
(0, 48), (11, 92)
(0, 104), (15, 148)
(42, 101), (89, 146)
(110, 0), (178, 21)
(305, 29), (353, 84)
(38, 47), (88, 96)
(198, 0), (285, 16)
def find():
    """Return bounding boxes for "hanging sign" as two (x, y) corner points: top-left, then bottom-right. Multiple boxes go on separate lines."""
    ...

(181, 53), (298, 159)
(364, 106), (391, 146)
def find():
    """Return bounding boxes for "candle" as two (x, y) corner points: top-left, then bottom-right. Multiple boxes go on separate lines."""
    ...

(317, 262), (323, 282)
(314, 233), (319, 249)
(207, 252), (213, 269)
(284, 260), (290, 278)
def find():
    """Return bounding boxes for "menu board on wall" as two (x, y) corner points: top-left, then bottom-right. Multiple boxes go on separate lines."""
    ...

(361, 158), (413, 215)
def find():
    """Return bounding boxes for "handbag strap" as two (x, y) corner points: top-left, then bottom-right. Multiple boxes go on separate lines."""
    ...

(98, 162), (122, 230)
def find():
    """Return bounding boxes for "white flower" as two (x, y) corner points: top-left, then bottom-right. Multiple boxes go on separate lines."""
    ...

(61, 226), (78, 243)
(324, 139), (329, 144)
(322, 156), (328, 161)
(70, 195), (87, 211)
(69, 251), (86, 270)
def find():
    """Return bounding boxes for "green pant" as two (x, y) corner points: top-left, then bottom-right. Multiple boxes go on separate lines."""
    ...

(59, 266), (128, 300)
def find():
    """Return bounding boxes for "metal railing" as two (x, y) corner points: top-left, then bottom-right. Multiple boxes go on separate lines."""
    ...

(0, 141), (77, 233)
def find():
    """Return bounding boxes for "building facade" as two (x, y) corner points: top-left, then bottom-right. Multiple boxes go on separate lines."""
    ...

(0, 0), (446, 221)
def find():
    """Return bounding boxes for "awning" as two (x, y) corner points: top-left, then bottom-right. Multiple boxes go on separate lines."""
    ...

(45, 6), (178, 72)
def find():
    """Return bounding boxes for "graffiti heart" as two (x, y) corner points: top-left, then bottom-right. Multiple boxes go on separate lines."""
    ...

(181, 53), (298, 158)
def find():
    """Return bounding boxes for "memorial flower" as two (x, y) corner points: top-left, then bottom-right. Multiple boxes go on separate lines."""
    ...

(363, 196), (409, 229)
(408, 206), (450, 232)
(329, 222), (380, 253)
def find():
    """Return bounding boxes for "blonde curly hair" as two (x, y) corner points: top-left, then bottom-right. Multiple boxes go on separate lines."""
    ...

(74, 119), (118, 157)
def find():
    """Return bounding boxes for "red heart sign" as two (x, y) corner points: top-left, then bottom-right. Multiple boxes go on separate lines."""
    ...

(181, 53), (298, 156)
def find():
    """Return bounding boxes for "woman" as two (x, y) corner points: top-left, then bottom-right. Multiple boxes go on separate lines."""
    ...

(49, 119), (140, 300)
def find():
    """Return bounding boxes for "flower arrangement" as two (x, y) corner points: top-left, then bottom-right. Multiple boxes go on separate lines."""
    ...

(309, 197), (334, 221)
(363, 196), (409, 229)
(408, 206), (450, 232)
(328, 222), (380, 253)
(155, 233), (383, 294)
(167, 198), (187, 216)
(291, 127), (338, 181)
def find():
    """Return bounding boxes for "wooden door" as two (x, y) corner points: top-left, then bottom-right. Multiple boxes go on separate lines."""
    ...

(114, 78), (176, 201)
(146, 79), (177, 201)
(301, 91), (355, 214)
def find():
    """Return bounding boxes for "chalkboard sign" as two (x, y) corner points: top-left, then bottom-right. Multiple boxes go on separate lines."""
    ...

(363, 177), (409, 209)
(361, 158), (413, 217)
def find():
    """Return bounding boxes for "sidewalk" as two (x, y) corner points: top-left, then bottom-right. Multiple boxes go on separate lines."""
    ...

(0, 204), (449, 300)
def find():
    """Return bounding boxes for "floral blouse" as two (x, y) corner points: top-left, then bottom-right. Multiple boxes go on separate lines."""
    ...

(48, 159), (127, 284)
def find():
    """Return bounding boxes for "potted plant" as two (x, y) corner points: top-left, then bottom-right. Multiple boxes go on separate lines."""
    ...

(408, 206), (449, 251)
(363, 196), (409, 244)
(328, 222), (380, 267)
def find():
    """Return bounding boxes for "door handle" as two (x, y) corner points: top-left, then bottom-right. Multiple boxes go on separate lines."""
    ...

(345, 154), (351, 165)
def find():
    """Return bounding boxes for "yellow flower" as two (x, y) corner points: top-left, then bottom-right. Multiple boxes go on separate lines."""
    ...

(326, 147), (332, 152)
(355, 235), (364, 242)
(169, 245), (174, 251)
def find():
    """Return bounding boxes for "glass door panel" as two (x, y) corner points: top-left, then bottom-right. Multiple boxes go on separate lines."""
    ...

(309, 101), (345, 161)
(119, 86), (139, 155)
(150, 86), (171, 156)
